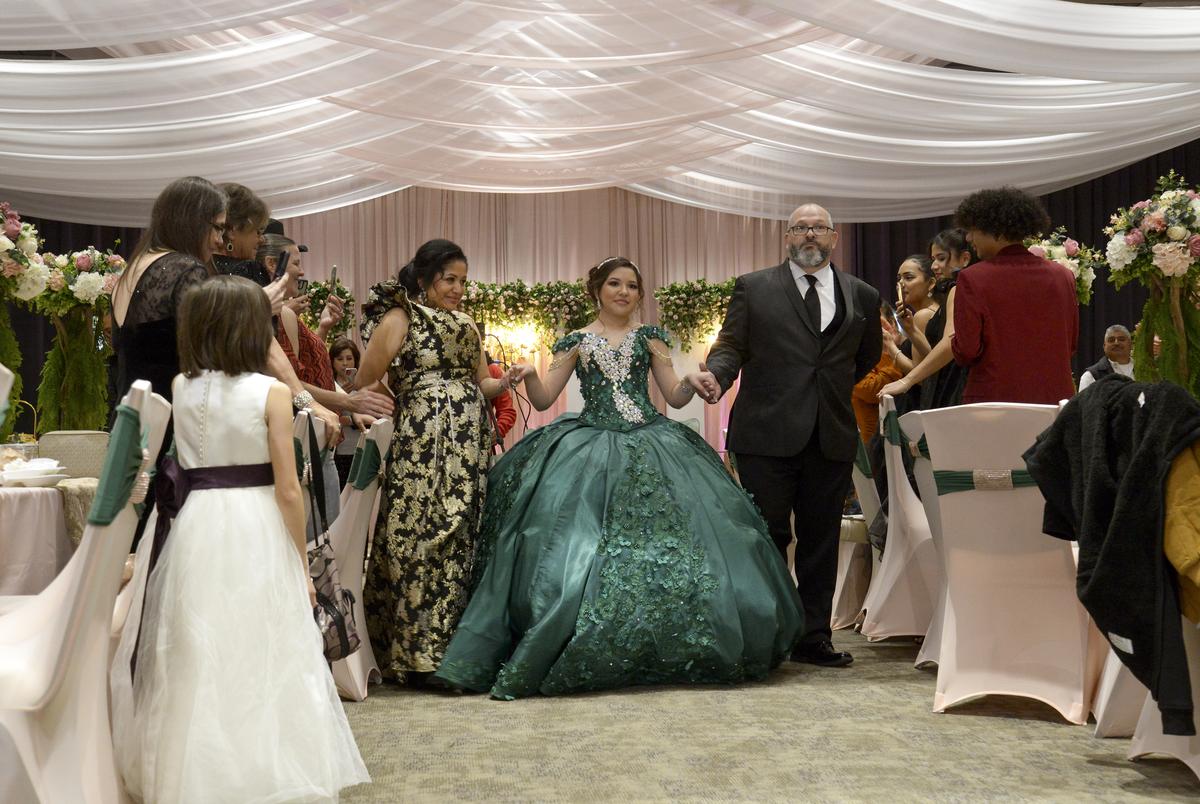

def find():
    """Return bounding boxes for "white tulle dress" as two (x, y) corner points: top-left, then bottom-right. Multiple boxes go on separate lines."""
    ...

(111, 371), (369, 803)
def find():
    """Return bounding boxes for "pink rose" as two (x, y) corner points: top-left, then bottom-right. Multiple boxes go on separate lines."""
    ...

(3, 218), (18, 240)
(1189, 190), (1199, 200)
(108, 254), (126, 270)
(1189, 234), (1200, 257)
(74, 251), (93, 271)
(1142, 211), (1167, 233)
(48, 268), (66, 291)
(102, 272), (119, 294)
(1125, 229), (1145, 246)
(1064, 238), (1079, 257)
(0, 255), (20, 278)
(1027, 245), (1046, 258)
(1133, 200), (1151, 210)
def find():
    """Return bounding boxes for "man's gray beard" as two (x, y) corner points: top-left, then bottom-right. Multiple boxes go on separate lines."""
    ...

(789, 243), (829, 268)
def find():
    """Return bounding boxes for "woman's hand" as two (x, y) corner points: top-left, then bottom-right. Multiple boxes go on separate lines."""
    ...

(878, 377), (910, 400)
(307, 575), (318, 609)
(317, 295), (345, 338)
(893, 301), (913, 333)
(506, 363), (536, 386)
(284, 294), (310, 316)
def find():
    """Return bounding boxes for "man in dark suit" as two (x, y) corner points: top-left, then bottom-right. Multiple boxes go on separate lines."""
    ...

(696, 203), (882, 667)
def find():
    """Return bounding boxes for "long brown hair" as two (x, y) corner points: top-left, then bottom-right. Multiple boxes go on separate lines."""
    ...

(219, 182), (269, 235)
(128, 176), (226, 273)
(177, 275), (273, 378)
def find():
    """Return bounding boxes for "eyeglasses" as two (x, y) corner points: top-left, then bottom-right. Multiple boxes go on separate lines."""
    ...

(787, 224), (833, 237)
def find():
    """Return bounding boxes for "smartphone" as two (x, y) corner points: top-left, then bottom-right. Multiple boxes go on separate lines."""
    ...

(343, 367), (357, 384)
(273, 249), (290, 281)
(329, 264), (338, 285)
(296, 278), (310, 293)
(890, 308), (906, 333)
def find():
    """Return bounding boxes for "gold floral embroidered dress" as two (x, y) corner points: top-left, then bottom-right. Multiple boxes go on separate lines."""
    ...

(360, 281), (493, 679)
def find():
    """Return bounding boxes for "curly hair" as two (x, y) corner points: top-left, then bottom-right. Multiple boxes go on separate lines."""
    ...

(953, 187), (1051, 242)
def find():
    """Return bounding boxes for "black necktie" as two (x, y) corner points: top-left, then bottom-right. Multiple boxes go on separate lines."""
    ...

(804, 274), (822, 331)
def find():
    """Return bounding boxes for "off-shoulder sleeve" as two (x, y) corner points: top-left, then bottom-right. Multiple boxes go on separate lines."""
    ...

(551, 331), (586, 354)
(360, 279), (413, 345)
(640, 324), (674, 349)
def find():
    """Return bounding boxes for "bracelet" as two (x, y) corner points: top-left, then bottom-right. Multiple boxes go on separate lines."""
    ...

(292, 390), (315, 411)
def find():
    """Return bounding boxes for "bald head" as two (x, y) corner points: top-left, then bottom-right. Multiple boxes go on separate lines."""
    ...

(789, 204), (834, 229)
(785, 204), (838, 271)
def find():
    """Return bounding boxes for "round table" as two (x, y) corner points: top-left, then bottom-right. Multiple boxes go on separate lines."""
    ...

(0, 486), (74, 595)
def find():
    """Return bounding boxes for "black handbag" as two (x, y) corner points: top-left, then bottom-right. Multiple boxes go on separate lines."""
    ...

(304, 419), (361, 662)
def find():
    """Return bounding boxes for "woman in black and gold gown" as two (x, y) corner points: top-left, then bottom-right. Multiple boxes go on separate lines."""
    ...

(355, 239), (513, 682)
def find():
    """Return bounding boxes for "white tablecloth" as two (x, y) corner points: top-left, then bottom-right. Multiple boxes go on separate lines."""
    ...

(0, 486), (73, 595)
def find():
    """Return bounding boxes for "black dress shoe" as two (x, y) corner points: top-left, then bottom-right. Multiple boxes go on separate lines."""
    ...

(792, 641), (853, 667)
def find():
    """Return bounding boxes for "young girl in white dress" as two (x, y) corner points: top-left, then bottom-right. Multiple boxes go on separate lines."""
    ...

(111, 275), (369, 803)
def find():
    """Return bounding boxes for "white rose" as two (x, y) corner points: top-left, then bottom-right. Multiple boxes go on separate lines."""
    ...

(1081, 265), (1096, 287)
(1056, 257), (1080, 277)
(54, 254), (68, 268)
(1106, 235), (1136, 271)
(1168, 225), (1189, 241)
(0, 235), (13, 252)
(13, 263), (49, 301)
(1191, 198), (1200, 218)
(71, 271), (106, 304)
(18, 235), (37, 256)
(1160, 190), (1183, 202)
(1049, 245), (1068, 261)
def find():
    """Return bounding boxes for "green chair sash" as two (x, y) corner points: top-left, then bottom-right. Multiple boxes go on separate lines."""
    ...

(882, 410), (930, 459)
(348, 439), (382, 491)
(854, 438), (872, 478)
(87, 404), (144, 526)
(934, 468), (1037, 496)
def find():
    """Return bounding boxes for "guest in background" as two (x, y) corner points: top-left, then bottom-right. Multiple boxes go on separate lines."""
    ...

(1079, 325), (1134, 391)
(950, 187), (1077, 404)
(354, 238), (508, 684)
(882, 254), (938, 413)
(486, 353), (516, 447)
(329, 336), (366, 486)
(852, 305), (904, 443)
(212, 182), (270, 285)
(920, 228), (976, 409)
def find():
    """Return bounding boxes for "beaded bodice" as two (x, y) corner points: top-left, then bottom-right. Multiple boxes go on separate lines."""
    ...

(553, 325), (671, 432)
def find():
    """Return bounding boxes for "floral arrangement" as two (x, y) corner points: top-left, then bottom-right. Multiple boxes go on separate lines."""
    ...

(1024, 227), (1099, 305)
(31, 247), (125, 317)
(300, 279), (356, 341)
(0, 202), (40, 438)
(654, 278), (735, 349)
(1102, 171), (1200, 395)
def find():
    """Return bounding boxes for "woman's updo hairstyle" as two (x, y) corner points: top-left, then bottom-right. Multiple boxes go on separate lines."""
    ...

(397, 238), (467, 298)
(586, 256), (643, 305)
(904, 253), (935, 282)
(931, 228), (978, 265)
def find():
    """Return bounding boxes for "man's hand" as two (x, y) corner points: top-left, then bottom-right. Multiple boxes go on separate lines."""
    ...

(689, 362), (723, 404)
(344, 389), (394, 418)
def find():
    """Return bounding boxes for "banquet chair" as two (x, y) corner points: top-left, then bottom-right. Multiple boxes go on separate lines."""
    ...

(898, 410), (946, 669)
(1093, 647), (1148, 738)
(1129, 616), (1200, 780)
(830, 437), (878, 630)
(0, 363), (12, 411)
(329, 417), (392, 701)
(0, 380), (169, 804)
(912, 402), (1096, 724)
(860, 396), (939, 641)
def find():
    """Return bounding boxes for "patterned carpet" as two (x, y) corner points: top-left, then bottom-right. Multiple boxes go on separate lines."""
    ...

(340, 631), (1197, 802)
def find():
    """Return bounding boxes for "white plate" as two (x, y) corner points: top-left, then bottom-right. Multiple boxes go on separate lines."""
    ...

(2, 466), (65, 480)
(3, 474), (69, 488)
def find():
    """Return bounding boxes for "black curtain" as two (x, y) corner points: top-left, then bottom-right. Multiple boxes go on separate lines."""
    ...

(847, 138), (1200, 375)
(8, 218), (140, 433)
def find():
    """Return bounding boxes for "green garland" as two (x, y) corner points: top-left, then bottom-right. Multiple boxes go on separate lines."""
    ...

(654, 278), (735, 349)
(0, 303), (22, 440)
(463, 279), (592, 345)
(300, 280), (356, 341)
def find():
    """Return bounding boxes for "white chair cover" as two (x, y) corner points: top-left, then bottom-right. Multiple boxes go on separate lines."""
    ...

(860, 395), (939, 641)
(831, 516), (871, 631)
(899, 410), (946, 669)
(913, 402), (1097, 724)
(1129, 617), (1200, 780)
(0, 381), (169, 804)
(0, 364), (12, 412)
(1094, 647), (1149, 738)
(329, 418), (392, 702)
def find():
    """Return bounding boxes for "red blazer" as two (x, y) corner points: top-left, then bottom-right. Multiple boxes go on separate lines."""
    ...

(487, 363), (516, 440)
(952, 244), (1077, 405)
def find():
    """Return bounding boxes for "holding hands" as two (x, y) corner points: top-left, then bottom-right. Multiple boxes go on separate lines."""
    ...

(688, 363), (722, 404)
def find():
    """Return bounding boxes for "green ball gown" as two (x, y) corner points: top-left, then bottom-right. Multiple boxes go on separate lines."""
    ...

(434, 325), (803, 698)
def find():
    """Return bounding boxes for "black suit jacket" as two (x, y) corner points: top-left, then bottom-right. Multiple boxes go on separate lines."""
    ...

(707, 261), (882, 462)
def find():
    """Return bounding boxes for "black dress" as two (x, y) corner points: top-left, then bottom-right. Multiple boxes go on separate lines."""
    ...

(919, 296), (967, 410)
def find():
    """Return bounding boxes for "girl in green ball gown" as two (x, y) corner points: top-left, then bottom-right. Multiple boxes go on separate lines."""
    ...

(435, 258), (803, 699)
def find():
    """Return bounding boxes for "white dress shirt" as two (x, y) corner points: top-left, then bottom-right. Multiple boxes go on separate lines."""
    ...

(1078, 358), (1135, 391)
(789, 261), (836, 331)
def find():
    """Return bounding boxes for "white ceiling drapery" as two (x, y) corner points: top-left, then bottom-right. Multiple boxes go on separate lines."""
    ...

(2, 1), (1199, 225)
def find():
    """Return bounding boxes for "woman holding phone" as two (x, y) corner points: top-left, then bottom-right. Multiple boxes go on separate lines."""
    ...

(882, 254), (937, 410)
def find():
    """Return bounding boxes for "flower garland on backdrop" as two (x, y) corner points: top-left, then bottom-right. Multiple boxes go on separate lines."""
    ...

(299, 278), (356, 340)
(654, 279), (735, 350)
(1024, 227), (1099, 306)
(1103, 171), (1200, 397)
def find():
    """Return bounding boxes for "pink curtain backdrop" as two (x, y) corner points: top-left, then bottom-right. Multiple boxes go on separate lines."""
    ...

(285, 186), (855, 450)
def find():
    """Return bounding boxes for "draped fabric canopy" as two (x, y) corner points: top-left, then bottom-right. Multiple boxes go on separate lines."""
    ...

(4, 1), (1200, 225)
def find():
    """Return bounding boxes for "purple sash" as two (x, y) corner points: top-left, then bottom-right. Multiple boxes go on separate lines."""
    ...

(131, 455), (275, 678)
